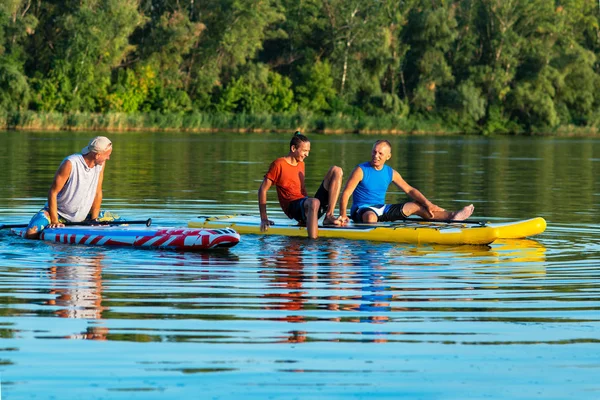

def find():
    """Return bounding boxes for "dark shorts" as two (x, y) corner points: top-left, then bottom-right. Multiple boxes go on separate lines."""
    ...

(351, 203), (408, 223)
(286, 183), (329, 223)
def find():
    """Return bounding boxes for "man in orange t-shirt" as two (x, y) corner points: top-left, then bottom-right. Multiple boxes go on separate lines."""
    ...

(258, 132), (344, 239)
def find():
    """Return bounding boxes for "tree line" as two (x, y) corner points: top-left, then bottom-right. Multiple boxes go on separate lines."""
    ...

(1, 0), (599, 134)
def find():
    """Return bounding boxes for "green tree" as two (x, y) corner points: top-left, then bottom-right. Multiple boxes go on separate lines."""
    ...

(402, 1), (458, 114)
(0, 0), (37, 111)
(320, 0), (383, 97)
(215, 64), (295, 114)
(186, 0), (285, 110)
(374, 0), (417, 98)
(353, 0), (415, 116)
(295, 60), (336, 112)
(124, 10), (202, 112)
(31, 0), (143, 112)
(105, 66), (157, 113)
(263, 0), (327, 66)
(550, 1), (600, 126)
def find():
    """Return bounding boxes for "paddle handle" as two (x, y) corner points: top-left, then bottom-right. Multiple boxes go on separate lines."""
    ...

(1, 218), (152, 230)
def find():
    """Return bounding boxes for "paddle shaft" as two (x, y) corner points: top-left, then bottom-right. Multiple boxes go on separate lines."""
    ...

(348, 217), (488, 227)
(0, 218), (152, 230)
(407, 217), (486, 225)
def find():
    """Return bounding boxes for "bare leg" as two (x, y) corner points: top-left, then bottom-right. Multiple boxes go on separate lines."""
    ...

(24, 227), (40, 239)
(304, 198), (320, 239)
(322, 166), (343, 225)
(361, 210), (378, 223)
(403, 203), (474, 221)
(24, 209), (50, 239)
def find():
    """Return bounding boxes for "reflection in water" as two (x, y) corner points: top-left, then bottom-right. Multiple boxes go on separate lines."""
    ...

(255, 237), (549, 344)
(43, 250), (242, 342)
(388, 239), (547, 273)
(491, 239), (547, 264)
(259, 241), (394, 343)
(333, 248), (393, 328)
(260, 239), (309, 343)
(47, 254), (109, 340)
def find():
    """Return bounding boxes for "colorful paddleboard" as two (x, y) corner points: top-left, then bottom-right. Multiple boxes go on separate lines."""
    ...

(188, 215), (545, 245)
(12, 225), (240, 250)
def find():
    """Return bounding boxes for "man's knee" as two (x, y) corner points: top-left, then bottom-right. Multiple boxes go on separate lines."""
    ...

(330, 165), (343, 179)
(362, 211), (378, 223)
(401, 202), (420, 217)
(304, 198), (321, 214)
(325, 166), (343, 184)
(24, 227), (40, 240)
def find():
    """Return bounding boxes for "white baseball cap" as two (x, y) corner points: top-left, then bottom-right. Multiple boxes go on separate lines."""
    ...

(82, 136), (112, 155)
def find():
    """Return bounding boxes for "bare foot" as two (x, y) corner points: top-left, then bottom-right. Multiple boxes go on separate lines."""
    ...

(323, 215), (342, 226)
(451, 204), (474, 221)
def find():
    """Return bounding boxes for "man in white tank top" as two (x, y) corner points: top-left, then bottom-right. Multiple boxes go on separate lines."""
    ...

(25, 136), (116, 239)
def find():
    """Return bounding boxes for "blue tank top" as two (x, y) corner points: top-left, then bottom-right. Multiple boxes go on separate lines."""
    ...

(351, 162), (393, 214)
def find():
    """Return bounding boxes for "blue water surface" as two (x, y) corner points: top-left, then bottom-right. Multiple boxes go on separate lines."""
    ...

(0, 132), (599, 399)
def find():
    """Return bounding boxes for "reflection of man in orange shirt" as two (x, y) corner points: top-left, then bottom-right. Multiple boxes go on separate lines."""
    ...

(260, 241), (309, 343)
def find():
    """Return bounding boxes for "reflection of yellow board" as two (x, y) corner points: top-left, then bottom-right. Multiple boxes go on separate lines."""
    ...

(484, 239), (547, 276)
(188, 215), (545, 245)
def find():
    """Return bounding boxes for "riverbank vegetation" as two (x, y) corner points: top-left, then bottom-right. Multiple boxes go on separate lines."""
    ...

(1, 0), (599, 135)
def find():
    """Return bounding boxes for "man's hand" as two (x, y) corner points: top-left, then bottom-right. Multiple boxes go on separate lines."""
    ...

(260, 218), (274, 232)
(339, 215), (350, 226)
(425, 203), (445, 219)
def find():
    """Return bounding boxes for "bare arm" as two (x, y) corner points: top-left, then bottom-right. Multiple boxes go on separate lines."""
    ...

(88, 166), (105, 220)
(300, 171), (307, 197)
(391, 170), (440, 218)
(339, 166), (364, 222)
(47, 160), (72, 226)
(258, 177), (274, 231)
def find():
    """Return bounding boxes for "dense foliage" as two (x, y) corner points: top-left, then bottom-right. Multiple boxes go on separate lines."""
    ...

(1, 0), (599, 134)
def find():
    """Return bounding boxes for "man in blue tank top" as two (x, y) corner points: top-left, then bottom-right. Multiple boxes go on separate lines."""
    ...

(339, 140), (474, 224)
(25, 136), (121, 239)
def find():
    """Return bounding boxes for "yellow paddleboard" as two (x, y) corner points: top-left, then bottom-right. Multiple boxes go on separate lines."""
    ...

(486, 217), (546, 239)
(186, 215), (544, 245)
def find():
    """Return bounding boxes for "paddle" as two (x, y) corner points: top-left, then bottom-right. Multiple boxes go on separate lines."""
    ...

(343, 217), (489, 228)
(0, 218), (152, 230)
(402, 217), (487, 225)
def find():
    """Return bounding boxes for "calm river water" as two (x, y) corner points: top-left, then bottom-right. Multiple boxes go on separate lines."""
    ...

(0, 131), (599, 399)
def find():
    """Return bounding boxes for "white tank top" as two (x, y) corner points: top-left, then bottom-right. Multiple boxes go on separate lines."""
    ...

(51, 154), (103, 221)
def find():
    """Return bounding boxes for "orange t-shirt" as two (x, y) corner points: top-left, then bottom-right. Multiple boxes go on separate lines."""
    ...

(265, 157), (307, 217)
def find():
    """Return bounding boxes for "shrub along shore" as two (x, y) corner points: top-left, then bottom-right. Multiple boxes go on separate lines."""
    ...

(1, 111), (596, 136)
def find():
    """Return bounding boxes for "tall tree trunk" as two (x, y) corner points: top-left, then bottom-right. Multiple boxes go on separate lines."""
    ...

(341, 40), (349, 93)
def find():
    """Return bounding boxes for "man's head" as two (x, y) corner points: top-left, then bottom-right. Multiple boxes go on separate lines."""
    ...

(82, 136), (112, 165)
(289, 131), (311, 162)
(371, 140), (392, 169)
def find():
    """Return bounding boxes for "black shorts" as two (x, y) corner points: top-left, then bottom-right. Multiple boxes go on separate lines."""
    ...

(287, 182), (329, 223)
(352, 203), (408, 223)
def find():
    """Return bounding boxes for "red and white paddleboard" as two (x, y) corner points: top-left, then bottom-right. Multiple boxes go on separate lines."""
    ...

(12, 225), (240, 250)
